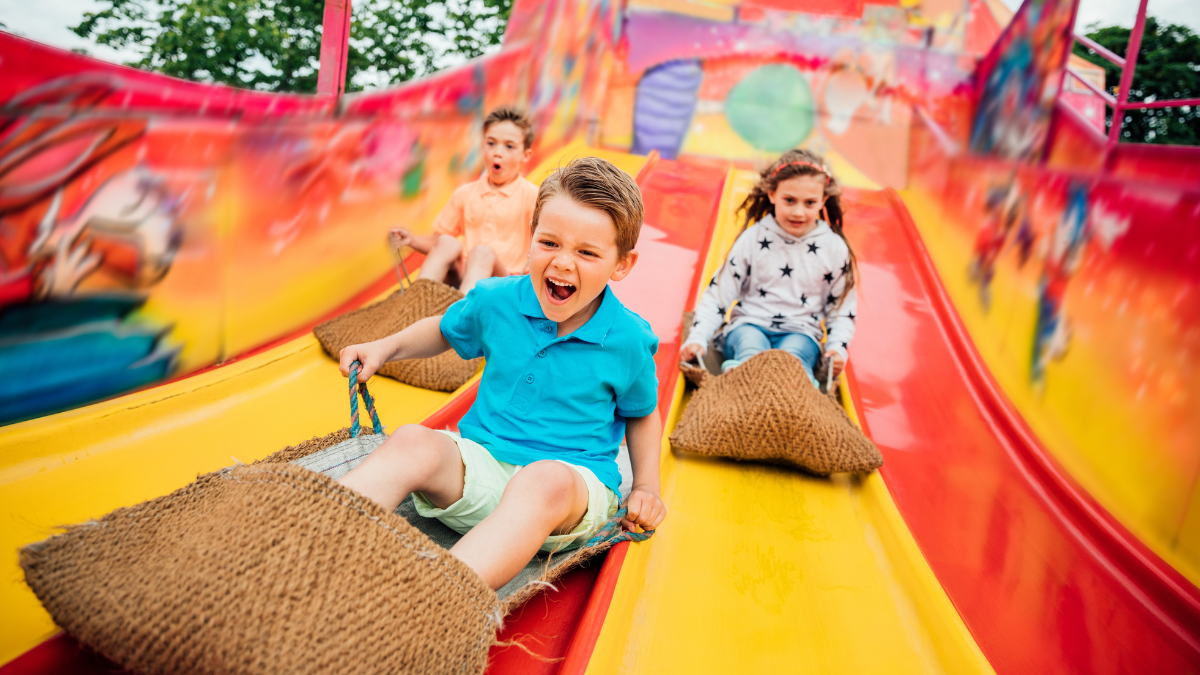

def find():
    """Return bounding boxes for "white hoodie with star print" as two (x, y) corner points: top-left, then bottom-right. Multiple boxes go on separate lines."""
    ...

(684, 214), (858, 360)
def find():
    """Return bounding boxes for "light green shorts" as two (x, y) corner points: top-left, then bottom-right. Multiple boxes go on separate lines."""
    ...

(413, 431), (621, 553)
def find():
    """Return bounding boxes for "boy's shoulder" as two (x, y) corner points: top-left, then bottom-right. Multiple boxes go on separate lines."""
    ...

(452, 175), (488, 198)
(603, 292), (658, 352)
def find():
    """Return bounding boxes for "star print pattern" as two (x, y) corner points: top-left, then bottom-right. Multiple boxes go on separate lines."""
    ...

(684, 214), (858, 361)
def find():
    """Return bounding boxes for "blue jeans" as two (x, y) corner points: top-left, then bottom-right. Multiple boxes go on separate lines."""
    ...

(722, 324), (821, 386)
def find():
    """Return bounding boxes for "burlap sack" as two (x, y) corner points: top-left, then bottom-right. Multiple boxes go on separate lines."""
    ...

(20, 368), (650, 671)
(19, 463), (501, 675)
(314, 279), (481, 392)
(256, 426), (646, 617)
(670, 350), (882, 475)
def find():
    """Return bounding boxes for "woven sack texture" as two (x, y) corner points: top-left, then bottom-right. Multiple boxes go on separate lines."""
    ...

(313, 279), (481, 392)
(20, 462), (501, 675)
(270, 430), (640, 615)
(670, 350), (882, 475)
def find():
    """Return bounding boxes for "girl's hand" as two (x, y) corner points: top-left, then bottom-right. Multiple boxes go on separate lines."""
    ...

(622, 485), (666, 532)
(339, 342), (389, 382)
(825, 351), (846, 381)
(679, 343), (705, 365)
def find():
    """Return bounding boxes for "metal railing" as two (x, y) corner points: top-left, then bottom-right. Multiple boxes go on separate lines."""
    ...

(1064, 0), (1200, 166)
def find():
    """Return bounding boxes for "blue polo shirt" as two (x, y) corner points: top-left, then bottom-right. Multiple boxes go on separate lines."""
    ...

(439, 276), (659, 494)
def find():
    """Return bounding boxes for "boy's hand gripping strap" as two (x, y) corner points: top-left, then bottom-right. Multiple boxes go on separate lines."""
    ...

(583, 507), (655, 548)
(349, 360), (385, 438)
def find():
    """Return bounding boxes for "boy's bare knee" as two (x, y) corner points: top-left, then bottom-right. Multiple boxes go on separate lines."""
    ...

(431, 235), (462, 258)
(511, 461), (579, 508)
(467, 244), (496, 266)
(376, 424), (448, 466)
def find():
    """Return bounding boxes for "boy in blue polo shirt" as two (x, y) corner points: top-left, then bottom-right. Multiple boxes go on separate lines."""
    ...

(336, 157), (666, 590)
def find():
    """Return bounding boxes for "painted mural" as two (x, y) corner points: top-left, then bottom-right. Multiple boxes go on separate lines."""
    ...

(909, 114), (1200, 582)
(596, 0), (996, 188)
(0, 0), (623, 425)
(968, 0), (1077, 160)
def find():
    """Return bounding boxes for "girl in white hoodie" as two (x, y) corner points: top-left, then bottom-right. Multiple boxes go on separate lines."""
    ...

(681, 149), (858, 387)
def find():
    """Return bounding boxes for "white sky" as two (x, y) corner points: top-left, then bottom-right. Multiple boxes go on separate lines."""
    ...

(3, 0), (1198, 70)
(1002, 0), (1200, 33)
(1, 0), (142, 63)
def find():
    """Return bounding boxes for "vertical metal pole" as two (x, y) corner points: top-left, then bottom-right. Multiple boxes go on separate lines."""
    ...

(316, 0), (352, 100)
(1105, 0), (1150, 168)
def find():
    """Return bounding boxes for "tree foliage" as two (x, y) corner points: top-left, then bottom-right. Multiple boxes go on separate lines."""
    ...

(1073, 18), (1200, 145)
(72, 0), (512, 93)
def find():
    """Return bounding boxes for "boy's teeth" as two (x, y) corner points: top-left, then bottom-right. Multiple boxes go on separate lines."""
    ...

(547, 278), (575, 300)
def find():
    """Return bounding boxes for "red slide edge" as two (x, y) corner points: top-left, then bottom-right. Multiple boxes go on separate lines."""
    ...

(881, 187), (1200, 656)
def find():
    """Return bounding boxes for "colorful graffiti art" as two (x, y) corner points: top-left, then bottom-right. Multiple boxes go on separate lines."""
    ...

(599, 0), (986, 188)
(0, 0), (626, 425)
(968, 0), (1077, 160)
(0, 77), (189, 424)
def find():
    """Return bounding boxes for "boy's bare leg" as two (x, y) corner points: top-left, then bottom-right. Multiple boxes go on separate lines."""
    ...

(458, 244), (510, 295)
(417, 235), (463, 284)
(449, 460), (589, 589)
(338, 424), (465, 512)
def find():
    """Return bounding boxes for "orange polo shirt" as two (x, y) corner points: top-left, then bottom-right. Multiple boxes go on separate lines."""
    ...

(433, 174), (538, 275)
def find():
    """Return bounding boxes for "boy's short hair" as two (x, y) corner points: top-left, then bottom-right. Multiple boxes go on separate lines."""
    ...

(483, 106), (535, 150)
(531, 157), (644, 258)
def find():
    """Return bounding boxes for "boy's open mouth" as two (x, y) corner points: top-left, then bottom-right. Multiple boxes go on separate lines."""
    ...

(546, 278), (576, 303)
(492, 162), (502, 172)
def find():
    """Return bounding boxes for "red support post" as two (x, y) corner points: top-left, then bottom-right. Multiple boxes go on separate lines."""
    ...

(1105, 0), (1150, 166)
(1075, 33), (1126, 68)
(316, 0), (352, 100)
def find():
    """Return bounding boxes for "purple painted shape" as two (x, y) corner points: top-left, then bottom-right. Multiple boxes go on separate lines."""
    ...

(632, 60), (703, 160)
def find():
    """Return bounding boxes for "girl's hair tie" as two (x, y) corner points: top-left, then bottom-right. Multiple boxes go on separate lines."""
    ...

(770, 160), (831, 185)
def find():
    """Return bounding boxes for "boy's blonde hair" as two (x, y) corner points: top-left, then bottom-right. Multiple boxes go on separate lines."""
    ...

(531, 157), (644, 257)
(483, 106), (535, 150)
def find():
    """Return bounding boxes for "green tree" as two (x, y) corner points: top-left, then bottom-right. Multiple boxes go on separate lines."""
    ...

(72, 0), (512, 93)
(1073, 17), (1200, 145)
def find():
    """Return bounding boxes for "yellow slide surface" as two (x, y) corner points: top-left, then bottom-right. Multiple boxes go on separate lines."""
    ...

(585, 171), (994, 674)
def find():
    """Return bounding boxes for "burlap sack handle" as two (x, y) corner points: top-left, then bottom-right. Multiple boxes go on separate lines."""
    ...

(679, 361), (710, 389)
(582, 507), (655, 548)
(348, 360), (385, 438)
(390, 244), (414, 294)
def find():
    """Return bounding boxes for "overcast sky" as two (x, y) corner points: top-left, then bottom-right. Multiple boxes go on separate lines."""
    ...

(1002, 0), (1200, 32)
(3, 0), (1198, 69)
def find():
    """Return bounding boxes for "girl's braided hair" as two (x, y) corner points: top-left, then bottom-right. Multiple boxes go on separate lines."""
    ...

(737, 148), (858, 300)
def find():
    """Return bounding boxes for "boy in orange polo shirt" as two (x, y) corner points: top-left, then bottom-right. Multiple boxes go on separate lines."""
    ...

(390, 106), (538, 294)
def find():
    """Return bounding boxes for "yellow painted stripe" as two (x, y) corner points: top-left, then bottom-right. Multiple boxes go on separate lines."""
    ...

(584, 173), (994, 675)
